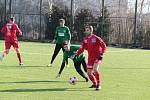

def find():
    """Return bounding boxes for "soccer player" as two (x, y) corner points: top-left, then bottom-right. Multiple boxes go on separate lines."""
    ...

(48, 18), (71, 67)
(76, 25), (106, 91)
(0, 17), (23, 65)
(56, 41), (88, 82)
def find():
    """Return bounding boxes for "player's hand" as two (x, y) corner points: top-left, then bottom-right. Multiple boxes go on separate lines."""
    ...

(56, 74), (61, 78)
(18, 32), (23, 37)
(73, 54), (78, 60)
(98, 53), (103, 60)
(19, 34), (23, 37)
(52, 39), (56, 44)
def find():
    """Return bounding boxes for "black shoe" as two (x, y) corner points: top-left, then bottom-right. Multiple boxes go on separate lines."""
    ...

(89, 85), (96, 88)
(95, 85), (101, 91)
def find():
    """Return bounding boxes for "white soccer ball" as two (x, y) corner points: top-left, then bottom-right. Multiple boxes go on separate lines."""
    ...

(69, 76), (78, 85)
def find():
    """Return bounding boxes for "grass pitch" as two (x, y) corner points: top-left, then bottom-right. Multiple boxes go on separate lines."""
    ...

(0, 41), (150, 100)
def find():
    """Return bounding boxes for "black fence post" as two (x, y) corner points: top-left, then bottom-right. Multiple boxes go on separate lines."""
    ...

(40, 0), (42, 40)
(133, 0), (138, 46)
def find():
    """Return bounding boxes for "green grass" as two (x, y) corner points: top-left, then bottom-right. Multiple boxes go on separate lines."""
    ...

(0, 41), (150, 100)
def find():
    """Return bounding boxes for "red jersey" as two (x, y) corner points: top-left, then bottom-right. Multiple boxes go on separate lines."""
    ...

(77, 34), (106, 64)
(1, 22), (22, 41)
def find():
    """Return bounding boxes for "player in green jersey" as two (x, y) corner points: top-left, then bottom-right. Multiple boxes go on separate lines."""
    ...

(56, 41), (88, 82)
(48, 19), (71, 67)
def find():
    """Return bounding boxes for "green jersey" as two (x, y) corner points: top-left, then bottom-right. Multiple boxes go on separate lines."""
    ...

(63, 45), (85, 62)
(54, 26), (71, 44)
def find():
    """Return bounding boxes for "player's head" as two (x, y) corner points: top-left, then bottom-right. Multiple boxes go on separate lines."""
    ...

(63, 41), (70, 51)
(9, 17), (15, 23)
(84, 25), (93, 36)
(59, 18), (65, 27)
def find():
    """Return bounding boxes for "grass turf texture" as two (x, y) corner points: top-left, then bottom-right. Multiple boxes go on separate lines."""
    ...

(0, 41), (150, 100)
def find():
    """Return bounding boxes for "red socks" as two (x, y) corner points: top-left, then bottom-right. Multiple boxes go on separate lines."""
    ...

(88, 71), (101, 86)
(94, 71), (100, 85)
(88, 74), (97, 86)
(17, 53), (22, 64)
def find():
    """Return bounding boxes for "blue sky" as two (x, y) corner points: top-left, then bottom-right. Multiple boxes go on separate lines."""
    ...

(128, 0), (150, 13)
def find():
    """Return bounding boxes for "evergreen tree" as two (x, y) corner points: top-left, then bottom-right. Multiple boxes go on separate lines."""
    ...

(74, 8), (94, 41)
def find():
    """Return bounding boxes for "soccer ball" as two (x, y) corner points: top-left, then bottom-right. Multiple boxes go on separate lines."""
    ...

(69, 76), (78, 85)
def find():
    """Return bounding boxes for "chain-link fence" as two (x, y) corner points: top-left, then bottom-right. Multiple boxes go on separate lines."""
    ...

(0, 0), (52, 40)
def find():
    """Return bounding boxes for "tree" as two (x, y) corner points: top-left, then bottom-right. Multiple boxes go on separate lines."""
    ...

(0, 1), (5, 39)
(74, 8), (94, 41)
(97, 7), (111, 44)
(45, 5), (71, 40)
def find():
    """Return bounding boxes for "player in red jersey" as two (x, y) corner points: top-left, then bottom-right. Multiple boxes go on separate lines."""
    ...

(0, 17), (23, 65)
(76, 25), (106, 90)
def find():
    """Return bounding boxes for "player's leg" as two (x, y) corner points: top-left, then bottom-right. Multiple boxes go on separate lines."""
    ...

(0, 42), (11, 61)
(74, 61), (88, 82)
(62, 46), (69, 66)
(87, 67), (97, 88)
(50, 43), (62, 65)
(13, 41), (23, 65)
(93, 60), (102, 90)
(15, 48), (23, 65)
(81, 58), (87, 72)
(0, 49), (10, 61)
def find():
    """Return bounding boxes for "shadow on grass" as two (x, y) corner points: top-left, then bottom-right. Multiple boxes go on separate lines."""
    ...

(0, 80), (86, 84)
(0, 80), (68, 84)
(0, 87), (93, 92)
(0, 65), (48, 68)
(1, 65), (150, 69)
(103, 67), (150, 69)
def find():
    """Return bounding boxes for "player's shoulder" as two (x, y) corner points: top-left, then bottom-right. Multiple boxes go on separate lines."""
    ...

(83, 36), (88, 43)
(63, 26), (69, 30)
(92, 34), (102, 40)
(56, 26), (60, 29)
(6, 23), (13, 26)
(11, 23), (18, 28)
(13, 23), (18, 26)
(64, 26), (69, 28)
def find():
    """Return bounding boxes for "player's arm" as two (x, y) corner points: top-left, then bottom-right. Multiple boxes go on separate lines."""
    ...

(76, 40), (87, 56)
(97, 37), (107, 54)
(53, 27), (58, 43)
(96, 37), (107, 60)
(66, 27), (71, 44)
(15, 24), (22, 36)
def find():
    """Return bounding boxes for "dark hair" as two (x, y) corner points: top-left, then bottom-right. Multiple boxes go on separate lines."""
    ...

(85, 25), (93, 32)
(10, 17), (15, 21)
(59, 18), (65, 23)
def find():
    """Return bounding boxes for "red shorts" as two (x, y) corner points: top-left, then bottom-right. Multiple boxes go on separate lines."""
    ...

(87, 59), (102, 69)
(5, 40), (19, 49)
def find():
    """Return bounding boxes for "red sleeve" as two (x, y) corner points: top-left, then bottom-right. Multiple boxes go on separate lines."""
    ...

(14, 24), (22, 36)
(97, 37), (107, 54)
(76, 39), (87, 56)
(1, 25), (6, 33)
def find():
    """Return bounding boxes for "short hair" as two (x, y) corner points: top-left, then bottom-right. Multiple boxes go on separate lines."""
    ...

(10, 17), (15, 21)
(59, 18), (65, 23)
(85, 25), (93, 32)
